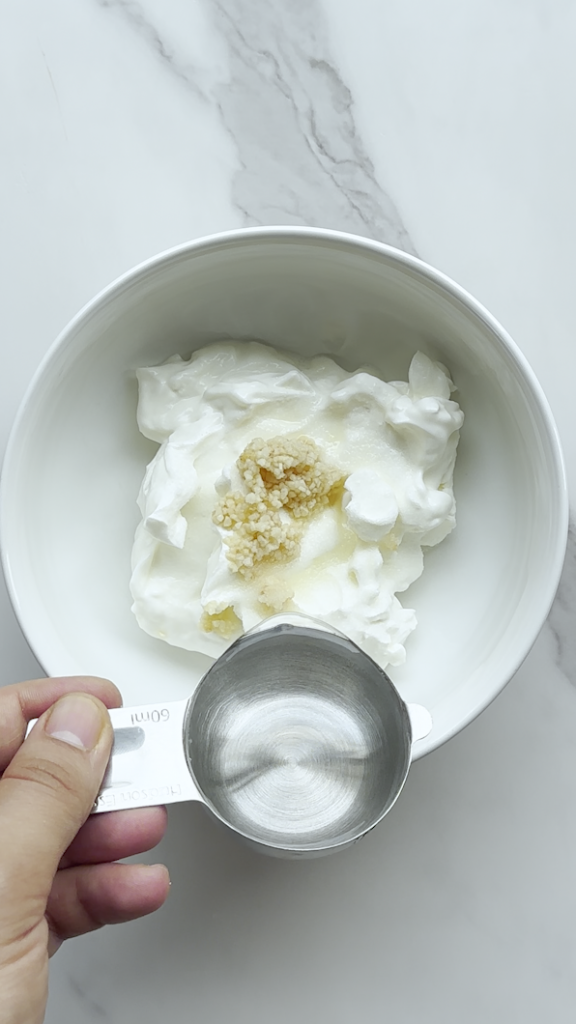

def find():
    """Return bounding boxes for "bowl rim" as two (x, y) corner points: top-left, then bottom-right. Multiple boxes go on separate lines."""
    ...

(0, 225), (568, 756)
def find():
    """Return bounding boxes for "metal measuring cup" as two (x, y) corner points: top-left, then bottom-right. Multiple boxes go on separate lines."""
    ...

(91, 616), (431, 858)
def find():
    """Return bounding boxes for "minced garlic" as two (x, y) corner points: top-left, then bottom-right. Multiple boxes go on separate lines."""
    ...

(213, 435), (343, 579)
(257, 575), (295, 613)
(200, 605), (242, 638)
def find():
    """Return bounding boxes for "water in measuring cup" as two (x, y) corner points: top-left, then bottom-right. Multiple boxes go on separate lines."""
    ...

(186, 627), (409, 849)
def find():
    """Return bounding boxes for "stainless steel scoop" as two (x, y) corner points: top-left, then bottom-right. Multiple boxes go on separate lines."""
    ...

(90, 617), (431, 858)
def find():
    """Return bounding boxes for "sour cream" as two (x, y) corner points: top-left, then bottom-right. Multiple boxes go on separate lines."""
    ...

(130, 342), (463, 666)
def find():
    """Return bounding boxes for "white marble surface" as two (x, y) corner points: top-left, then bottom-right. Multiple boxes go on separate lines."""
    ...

(1, 0), (575, 1020)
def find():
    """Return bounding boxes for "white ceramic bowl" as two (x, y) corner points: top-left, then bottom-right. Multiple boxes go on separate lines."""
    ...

(0, 228), (568, 757)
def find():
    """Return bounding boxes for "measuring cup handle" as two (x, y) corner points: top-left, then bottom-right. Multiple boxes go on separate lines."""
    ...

(27, 697), (202, 814)
(406, 703), (433, 744)
(95, 698), (202, 814)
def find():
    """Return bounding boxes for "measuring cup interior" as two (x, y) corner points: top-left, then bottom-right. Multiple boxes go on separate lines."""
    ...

(184, 625), (412, 853)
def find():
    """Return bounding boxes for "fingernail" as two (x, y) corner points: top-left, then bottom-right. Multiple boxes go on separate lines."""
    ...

(45, 694), (106, 751)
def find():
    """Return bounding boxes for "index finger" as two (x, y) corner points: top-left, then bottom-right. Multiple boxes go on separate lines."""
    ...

(0, 676), (122, 773)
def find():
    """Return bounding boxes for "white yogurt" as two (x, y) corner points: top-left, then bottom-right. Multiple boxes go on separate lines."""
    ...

(130, 342), (464, 666)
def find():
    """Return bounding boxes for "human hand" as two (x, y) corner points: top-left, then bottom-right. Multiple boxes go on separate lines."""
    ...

(0, 676), (170, 1024)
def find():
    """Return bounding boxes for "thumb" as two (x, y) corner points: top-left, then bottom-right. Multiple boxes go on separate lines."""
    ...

(0, 693), (113, 939)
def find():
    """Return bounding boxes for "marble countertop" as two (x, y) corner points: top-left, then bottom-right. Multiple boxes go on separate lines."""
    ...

(1, 1), (575, 1021)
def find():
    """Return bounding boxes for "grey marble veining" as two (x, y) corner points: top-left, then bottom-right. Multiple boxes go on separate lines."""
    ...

(547, 516), (576, 686)
(210, 0), (415, 247)
(95, 0), (207, 100)
(67, 975), (108, 1019)
(96, 0), (415, 250)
